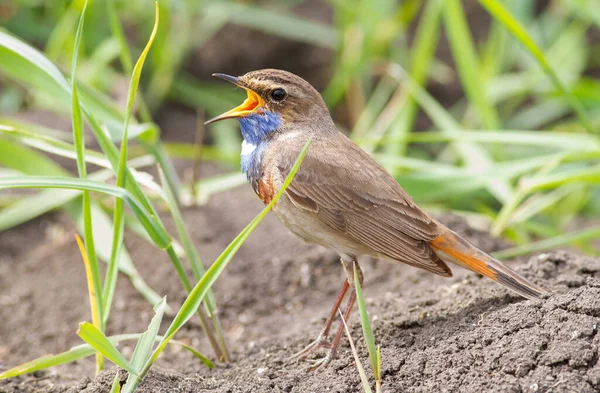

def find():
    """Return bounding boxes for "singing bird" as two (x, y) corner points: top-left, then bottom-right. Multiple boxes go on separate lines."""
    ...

(206, 69), (547, 370)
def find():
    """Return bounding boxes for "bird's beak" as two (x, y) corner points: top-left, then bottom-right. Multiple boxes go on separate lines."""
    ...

(205, 73), (265, 124)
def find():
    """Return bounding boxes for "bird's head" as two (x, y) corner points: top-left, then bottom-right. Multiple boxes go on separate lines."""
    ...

(205, 69), (332, 142)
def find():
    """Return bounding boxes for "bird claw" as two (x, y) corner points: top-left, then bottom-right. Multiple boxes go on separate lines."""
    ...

(290, 333), (331, 360)
(306, 352), (333, 372)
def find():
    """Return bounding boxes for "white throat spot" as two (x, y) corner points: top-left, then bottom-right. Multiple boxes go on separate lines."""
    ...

(241, 140), (257, 157)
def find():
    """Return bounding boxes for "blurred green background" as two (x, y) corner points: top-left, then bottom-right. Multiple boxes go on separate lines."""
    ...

(1, 0), (599, 257)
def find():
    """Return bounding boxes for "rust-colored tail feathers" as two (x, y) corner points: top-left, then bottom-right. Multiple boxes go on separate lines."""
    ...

(430, 229), (547, 300)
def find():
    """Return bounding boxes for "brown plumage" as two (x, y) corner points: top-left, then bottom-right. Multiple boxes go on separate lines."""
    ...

(207, 69), (548, 370)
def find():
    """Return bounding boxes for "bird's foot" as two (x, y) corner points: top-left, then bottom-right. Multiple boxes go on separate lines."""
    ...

(306, 349), (336, 372)
(290, 333), (331, 360)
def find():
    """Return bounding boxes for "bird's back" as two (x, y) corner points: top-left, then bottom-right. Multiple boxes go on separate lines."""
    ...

(260, 127), (452, 277)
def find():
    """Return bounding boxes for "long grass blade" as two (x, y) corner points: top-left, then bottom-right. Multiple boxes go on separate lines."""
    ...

(494, 226), (600, 259)
(479, 0), (594, 133)
(338, 309), (373, 393)
(0, 23), (166, 224)
(75, 202), (164, 308)
(104, 1), (160, 328)
(444, 0), (499, 128)
(354, 263), (379, 381)
(159, 169), (228, 360)
(71, 6), (104, 370)
(0, 334), (208, 379)
(0, 176), (171, 248)
(121, 297), (167, 393)
(384, 0), (443, 158)
(110, 373), (122, 393)
(387, 65), (513, 203)
(75, 234), (104, 372)
(206, 3), (337, 49)
(76, 322), (137, 375)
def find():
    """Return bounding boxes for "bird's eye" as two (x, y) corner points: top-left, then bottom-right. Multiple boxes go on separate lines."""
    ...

(270, 88), (286, 102)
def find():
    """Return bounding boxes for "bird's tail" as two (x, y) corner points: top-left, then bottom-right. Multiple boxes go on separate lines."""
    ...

(429, 229), (548, 300)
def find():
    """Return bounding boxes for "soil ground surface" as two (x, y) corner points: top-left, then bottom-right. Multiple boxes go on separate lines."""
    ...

(2, 2), (600, 391)
(1, 172), (599, 393)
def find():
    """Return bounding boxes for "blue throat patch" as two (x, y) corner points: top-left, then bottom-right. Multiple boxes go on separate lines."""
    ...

(238, 111), (282, 188)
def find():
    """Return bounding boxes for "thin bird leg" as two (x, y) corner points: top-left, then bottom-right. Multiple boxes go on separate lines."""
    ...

(308, 288), (356, 371)
(308, 258), (363, 371)
(292, 279), (350, 359)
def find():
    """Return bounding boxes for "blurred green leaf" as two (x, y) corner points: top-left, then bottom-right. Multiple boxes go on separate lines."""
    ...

(479, 0), (594, 133)
(205, 2), (338, 48)
(444, 0), (500, 128)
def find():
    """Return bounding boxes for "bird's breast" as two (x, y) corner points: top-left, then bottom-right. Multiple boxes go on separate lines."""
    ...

(257, 168), (277, 205)
(240, 140), (265, 192)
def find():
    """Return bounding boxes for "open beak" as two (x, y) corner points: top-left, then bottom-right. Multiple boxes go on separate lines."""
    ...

(205, 73), (264, 124)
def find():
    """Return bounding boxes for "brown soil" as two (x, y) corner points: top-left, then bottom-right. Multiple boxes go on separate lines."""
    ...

(2, 2), (599, 391)
(1, 173), (599, 392)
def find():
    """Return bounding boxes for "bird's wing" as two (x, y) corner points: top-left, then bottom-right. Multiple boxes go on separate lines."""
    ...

(276, 134), (451, 277)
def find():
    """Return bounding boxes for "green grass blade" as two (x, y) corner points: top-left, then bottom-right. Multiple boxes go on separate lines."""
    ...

(96, 1), (179, 200)
(0, 30), (132, 138)
(206, 3), (337, 49)
(71, 3), (104, 357)
(106, 0), (132, 81)
(159, 169), (211, 293)
(75, 233), (104, 372)
(132, 298), (167, 371)
(0, 134), (73, 230)
(0, 188), (78, 231)
(0, 155), (155, 232)
(385, 0), (442, 158)
(173, 341), (215, 369)
(444, 0), (499, 129)
(0, 137), (68, 177)
(351, 74), (398, 142)
(0, 334), (137, 379)
(387, 65), (513, 202)
(104, 1), (159, 328)
(0, 123), (111, 168)
(354, 263), (379, 379)
(0, 334), (208, 380)
(75, 202), (164, 309)
(136, 139), (312, 380)
(0, 25), (164, 218)
(525, 165), (600, 191)
(493, 226), (600, 260)
(110, 373), (121, 393)
(121, 297), (167, 393)
(0, 176), (171, 248)
(71, 2), (87, 179)
(508, 185), (578, 226)
(76, 322), (137, 375)
(479, 0), (594, 133)
(159, 169), (229, 361)
(338, 309), (373, 393)
(404, 129), (600, 150)
(0, 30), (69, 95)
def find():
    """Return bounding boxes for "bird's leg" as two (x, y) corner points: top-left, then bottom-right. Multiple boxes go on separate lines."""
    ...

(308, 259), (364, 371)
(292, 279), (350, 359)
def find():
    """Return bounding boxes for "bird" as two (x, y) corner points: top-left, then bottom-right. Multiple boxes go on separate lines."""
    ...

(205, 69), (548, 370)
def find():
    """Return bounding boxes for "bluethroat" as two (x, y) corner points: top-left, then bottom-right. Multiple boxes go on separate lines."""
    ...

(206, 69), (547, 370)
